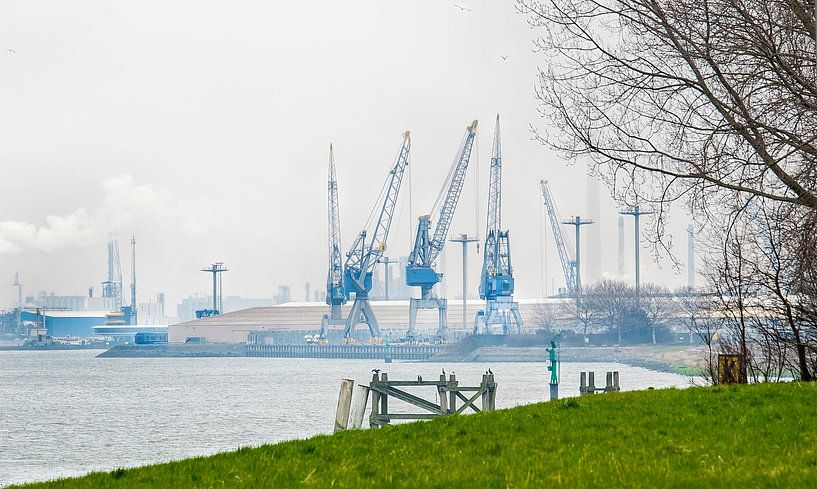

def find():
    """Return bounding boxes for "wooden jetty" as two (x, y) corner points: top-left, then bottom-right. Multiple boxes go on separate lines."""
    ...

(246, 343), (444, 360)
(368, 371), (497, 427)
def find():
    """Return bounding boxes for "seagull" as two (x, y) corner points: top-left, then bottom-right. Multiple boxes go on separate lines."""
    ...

(372, 368), (380, 374)
(453, 4), (471, 12)
(442, 368), (446, 376)
(488, 368), (493, 375)
(500, 55), (511, 61)
(6, 49), (15, 55)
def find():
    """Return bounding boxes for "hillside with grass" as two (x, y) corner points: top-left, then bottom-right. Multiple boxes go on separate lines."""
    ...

(18, 382), (817, 488)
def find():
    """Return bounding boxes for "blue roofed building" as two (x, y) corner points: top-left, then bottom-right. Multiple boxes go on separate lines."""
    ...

(20, 310), (110, 338)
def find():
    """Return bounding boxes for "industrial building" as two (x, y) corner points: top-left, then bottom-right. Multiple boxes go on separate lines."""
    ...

(168, 299), (567, 344)
(20, 310), (110, 337)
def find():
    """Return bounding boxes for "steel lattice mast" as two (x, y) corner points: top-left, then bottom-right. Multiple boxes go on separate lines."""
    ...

(102, 235), (123, 309)
(342, 131), (411, 340)
(475, 115), (522, 334)
(406, 119), (478, 339)
(320, 144), (346, 339)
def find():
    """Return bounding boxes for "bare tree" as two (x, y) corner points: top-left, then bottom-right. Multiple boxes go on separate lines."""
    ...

(701, 199), (817, 382)
(533, 301), (559, 335)
(585, 279), (635, 343)
(575, 295), (597, 346)
(640, 283), (673, 344)
(519, 0), (817, 252)
(675, 287), (722, 382)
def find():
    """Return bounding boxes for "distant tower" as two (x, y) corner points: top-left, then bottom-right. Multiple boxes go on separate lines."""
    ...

(12, 272), (23, 333)
(277, 285), (291, 304)
(687, 224), (695, 290)
(12, 272), (22, 308)
(201, 262), (229, 314)
(585, 175), (601, 283)
(562, 216), (594, 294)
(130, 236), (137, 324)
(617, 216), (625, 277)
(102, 236), (123, 309)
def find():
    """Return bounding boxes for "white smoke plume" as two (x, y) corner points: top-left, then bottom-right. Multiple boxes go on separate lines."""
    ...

(0, 175), (203, 255)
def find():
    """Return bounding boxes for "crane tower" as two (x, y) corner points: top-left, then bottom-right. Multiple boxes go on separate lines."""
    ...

(474, 115), (523, 334)
(405, 119), (478, 340)
(342, 131), (411, 341)
(320, 144), (346, 340)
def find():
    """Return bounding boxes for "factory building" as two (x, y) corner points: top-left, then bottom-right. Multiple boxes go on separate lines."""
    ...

(168, 299), (569, 344)
(20, 310), (110, 337)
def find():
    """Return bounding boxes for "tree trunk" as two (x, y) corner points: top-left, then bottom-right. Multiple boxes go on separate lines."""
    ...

(796, 343), (814, 382)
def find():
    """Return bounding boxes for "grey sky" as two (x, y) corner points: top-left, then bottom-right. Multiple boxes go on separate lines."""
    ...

(0, 1), (692, 310)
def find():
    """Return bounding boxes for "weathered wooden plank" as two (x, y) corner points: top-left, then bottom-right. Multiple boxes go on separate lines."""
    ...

(334, 378), (355, 432)
(384, 387), (443, 414)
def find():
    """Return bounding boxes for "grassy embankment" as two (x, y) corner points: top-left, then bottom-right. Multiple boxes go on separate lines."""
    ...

(19, 382), (817, 488)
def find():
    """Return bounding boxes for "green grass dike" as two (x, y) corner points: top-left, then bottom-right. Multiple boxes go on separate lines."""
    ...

(17, 382), (817, 488)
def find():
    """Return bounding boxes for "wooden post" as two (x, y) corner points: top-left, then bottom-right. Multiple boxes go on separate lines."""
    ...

(613, 371), (620, 391)
(369, 372), (380, 428)
(588, 371), (595, 393)
(448, 373), (457, 414)
(481, 374), (488, 410)
(438, 373), (448, 414)
(488, 374), (496, 411)
(380, 372), (389, 425)
(580, 371), (587, 395)
(605, 372), (613, 392)
(349, 384), (370, 429)
(334, 378), (355, 432)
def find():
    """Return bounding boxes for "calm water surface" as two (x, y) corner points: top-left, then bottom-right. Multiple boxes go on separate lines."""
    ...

(0, 350), (693, 485)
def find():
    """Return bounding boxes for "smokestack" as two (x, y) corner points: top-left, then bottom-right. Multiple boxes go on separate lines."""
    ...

(585, 175), (601, 283)
(618, 216), (625, 277)
(687, 224), (695, 290)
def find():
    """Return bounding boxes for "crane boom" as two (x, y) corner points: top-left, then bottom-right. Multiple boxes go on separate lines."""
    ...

(540, 180), (576, 295)
(408, 120), (478, 272)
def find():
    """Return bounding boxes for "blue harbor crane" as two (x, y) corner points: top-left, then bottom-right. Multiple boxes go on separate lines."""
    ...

(539, 180), (576, 296)
(320, 144), (345, 340)
(343, 131), (412, 342)
(474, 115), (523, 334)
(405, 120), (478, 340)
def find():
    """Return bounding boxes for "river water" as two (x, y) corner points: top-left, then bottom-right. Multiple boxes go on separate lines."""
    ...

(0, 350), (692, 485)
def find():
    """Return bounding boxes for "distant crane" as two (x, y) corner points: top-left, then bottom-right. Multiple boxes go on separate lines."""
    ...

(130, 236), (137, 325)
(539, 181), (576, 296)
(102, 235), (123, 309)
(475, 115), (522, 334)
(320, 144), (346, 340)
(405, 119), (478, 340)
(343, 131), (412, 341)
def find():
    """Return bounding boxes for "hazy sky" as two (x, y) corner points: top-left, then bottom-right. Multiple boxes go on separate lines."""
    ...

(0, 1), (693, 311)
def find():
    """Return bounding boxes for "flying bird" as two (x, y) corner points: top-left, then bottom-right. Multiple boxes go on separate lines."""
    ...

(500, 55), (511, 61)
(7, 49), (15, 55)
(453, 4), (471, 12)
